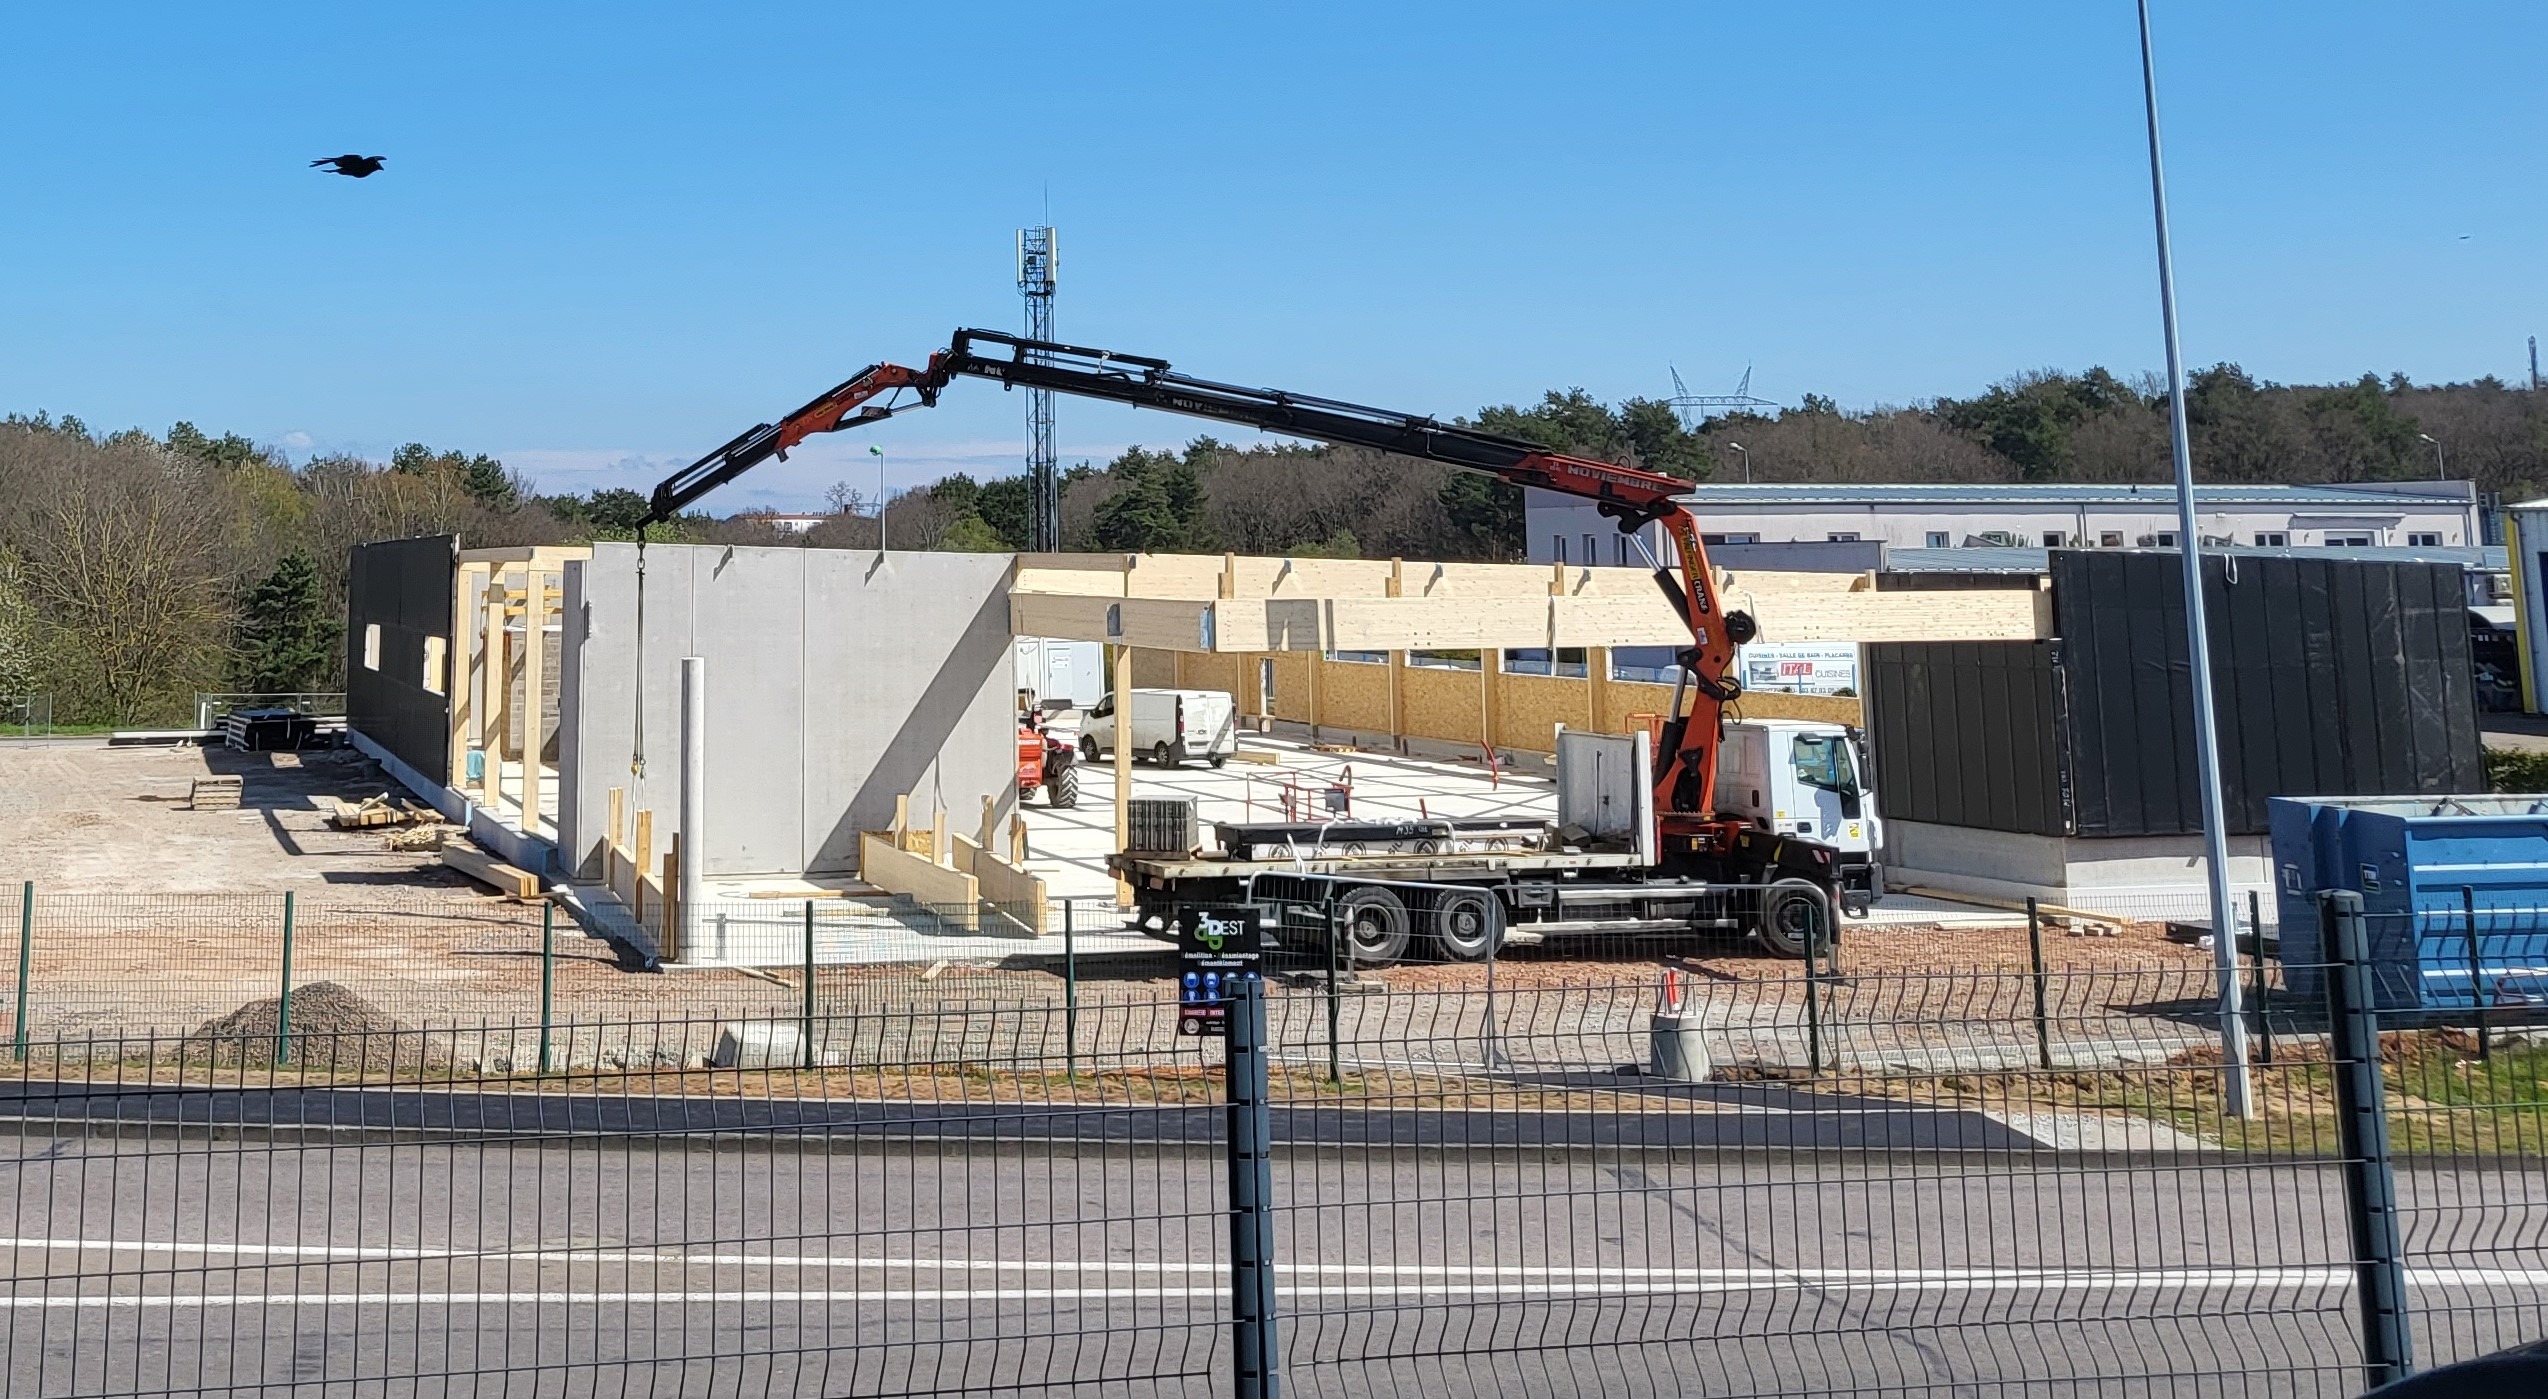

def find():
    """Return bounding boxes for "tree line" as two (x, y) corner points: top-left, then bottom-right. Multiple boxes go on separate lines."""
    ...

(6, 362), (2542, 723)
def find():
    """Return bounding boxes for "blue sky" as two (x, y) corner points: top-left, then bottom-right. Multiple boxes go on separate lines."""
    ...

(2, 3), (2540, 511)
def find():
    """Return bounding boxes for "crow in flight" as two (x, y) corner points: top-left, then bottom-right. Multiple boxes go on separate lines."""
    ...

(311, 154), (386, 178)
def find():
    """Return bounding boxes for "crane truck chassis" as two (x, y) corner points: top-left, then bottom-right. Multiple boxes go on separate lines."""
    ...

(1109, 731), (1855, 963)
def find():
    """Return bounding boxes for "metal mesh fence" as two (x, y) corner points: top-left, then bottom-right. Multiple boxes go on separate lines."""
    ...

(2, 890), (2544, 1394)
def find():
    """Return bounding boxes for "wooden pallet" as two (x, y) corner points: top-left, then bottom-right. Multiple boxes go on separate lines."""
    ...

(188, 775), (242, 811)
(442, 842), (540, 899)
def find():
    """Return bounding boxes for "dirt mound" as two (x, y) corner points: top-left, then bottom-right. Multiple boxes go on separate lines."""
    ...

(184, 981), (448, 1073)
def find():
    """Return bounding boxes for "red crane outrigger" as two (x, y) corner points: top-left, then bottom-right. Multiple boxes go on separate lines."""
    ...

(643, 330), (1833, 886)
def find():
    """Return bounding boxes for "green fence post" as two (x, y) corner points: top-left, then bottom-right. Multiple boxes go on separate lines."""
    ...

(1324, 900), (1343, 1085)
(277, 890), (296, 1066)
(1062, 900), (1080, 1079)
(13, 881), (31, 1062)
(538, 900), (556, 1073)
(801, 900), (817, 1072)
(2026, 897), (2053, 1072)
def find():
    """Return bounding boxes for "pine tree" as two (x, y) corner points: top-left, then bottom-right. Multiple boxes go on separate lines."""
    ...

(236, 552), (339, 692)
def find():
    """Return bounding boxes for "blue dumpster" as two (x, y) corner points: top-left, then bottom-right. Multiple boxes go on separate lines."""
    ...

(2269, 794), (2548, 1015)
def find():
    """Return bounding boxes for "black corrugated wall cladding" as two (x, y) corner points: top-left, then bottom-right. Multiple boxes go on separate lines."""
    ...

(1863, 640), (2066, 835)
(345, 535), (459, 780)
(2049, 551), (2484, 837)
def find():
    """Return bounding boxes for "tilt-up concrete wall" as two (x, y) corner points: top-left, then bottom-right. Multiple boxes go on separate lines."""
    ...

(558, 543), (1016, 881)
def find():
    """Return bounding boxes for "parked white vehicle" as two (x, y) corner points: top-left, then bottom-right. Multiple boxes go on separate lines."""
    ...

(1079, 688), (1238, 768)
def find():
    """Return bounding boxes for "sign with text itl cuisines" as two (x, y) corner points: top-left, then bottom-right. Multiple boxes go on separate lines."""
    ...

(1175, 905), (1267, 1037)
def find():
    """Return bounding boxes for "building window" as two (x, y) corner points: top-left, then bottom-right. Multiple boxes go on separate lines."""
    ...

(362, 624), (381, 672)
(1407, 650), (1483, 672)
(1582, 534), (1597, 564)
(2042, 531), (2065, 547)
(1926, 531), (1950, 548)
(2153, 532), (2179, 548)
(1325, 649), (1387, 665)
(2407, 531), (2444, 547)
(1827, 532), (1860, 543)
(1552, 534), (1567, 564)
(1701, 533), (1758, 546)
(423, 636), (447, 695)
(2324, 533), (2374, 547)
(2099, 531), (2124, 548)
(2254, 531), (2289, 547)
(1616, 536), (1631, 566)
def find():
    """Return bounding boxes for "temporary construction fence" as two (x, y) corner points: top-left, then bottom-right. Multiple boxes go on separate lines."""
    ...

(3, 887), (2546, 1396)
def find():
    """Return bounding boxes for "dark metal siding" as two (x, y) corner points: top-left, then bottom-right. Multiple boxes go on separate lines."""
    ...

(1862, 640), (2069, 836)
(2051, 550), (2482, 837)
(345, 536), (458, 782)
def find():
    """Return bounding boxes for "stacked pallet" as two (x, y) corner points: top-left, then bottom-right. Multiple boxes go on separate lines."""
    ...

(188, 775), (242, 811)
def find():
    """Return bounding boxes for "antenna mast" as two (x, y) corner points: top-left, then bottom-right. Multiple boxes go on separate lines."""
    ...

(1018, 227), (1061, 551)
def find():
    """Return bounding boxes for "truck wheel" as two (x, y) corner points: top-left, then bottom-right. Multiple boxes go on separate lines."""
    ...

(1209, 753), (1228, 769)
(1428, 888), (1504, 962)
(1337, 886), (1412, 965)
(1081, 735), (1102, 762)
(1047, 765), (1079, 809)
(1153, 741), (1175, 767)
(1755, 878), (1829, 960)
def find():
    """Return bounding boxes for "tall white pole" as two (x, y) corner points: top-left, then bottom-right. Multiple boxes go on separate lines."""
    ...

(679, 656), (707, 964)
(2138, 0), (2252, 1117)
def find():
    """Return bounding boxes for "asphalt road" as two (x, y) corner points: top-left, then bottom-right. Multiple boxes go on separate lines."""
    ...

(8, 1109), (2547, 1399)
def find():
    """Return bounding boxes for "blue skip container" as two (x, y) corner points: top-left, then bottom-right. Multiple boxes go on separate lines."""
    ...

(2269, 794), (2548, 1015)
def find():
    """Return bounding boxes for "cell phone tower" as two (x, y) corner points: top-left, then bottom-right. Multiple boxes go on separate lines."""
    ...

(1018, 227), (1061, 551)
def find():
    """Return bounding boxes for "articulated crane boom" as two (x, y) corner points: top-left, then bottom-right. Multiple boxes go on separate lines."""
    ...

(644, 329), (1812, 876)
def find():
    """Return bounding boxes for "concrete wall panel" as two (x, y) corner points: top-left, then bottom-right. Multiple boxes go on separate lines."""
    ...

(563, 544), (1013, 882)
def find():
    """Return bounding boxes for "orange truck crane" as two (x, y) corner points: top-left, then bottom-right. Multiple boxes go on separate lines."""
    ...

(643, 331), (1854, 958)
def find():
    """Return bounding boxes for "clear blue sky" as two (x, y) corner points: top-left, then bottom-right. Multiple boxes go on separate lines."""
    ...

(3, 3), (2539, 511)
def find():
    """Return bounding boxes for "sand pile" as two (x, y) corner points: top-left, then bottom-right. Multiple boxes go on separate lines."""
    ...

(185, 981), (449, 1073)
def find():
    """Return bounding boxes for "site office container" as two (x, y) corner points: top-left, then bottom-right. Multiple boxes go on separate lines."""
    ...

(2269, 793), (2548, 1015)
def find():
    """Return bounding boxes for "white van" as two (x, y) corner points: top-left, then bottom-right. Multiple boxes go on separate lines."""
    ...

(1079, 688), (1238, 768)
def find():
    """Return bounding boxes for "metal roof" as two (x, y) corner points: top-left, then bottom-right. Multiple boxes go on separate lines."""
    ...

(1882, 544), (2505, 574)
(1672, 482), (2475, 508)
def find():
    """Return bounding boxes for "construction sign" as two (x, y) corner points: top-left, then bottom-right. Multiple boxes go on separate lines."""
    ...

(1175, 905), (1265, 1037)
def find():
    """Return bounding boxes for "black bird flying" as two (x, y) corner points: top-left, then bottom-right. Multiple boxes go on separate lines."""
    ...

(311, 154), (386, 178)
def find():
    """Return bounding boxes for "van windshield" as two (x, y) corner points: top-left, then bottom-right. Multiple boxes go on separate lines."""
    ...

(1790, 734), (1858, 796)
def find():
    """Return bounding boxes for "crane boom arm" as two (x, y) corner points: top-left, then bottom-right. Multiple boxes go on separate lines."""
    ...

(643, 328), (1759, 845)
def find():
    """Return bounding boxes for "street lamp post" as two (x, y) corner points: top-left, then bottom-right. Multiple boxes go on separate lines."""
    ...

(2139, 0), (2251, 1118)
(2418, 432), (2446, 481)
(871, 444), (887, 551)
(1724, 441), (1751, 484)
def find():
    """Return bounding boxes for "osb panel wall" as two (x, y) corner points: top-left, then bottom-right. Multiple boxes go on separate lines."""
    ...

(1129, 647), (1179, 688)
(1267, 652), (1318, 723)
(1174, 651), (1248, 701)
(1318, 658), (1393, 733)
(1497, 670), (1595, 753)
(1600, 678), (1679, 733)
(1399, 664), (1484, 744)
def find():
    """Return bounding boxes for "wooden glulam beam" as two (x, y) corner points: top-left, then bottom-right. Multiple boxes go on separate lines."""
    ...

(1011, 586), (2049, 651)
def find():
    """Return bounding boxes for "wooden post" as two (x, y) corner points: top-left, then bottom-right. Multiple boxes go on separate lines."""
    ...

(979, 794), (999, 851)
(633, 808), (654, 925)
(1220, 552), (1237, 600)
(1112, 640), (1133, 907)
(1386, 559), (1406, 751)
(1308, 648), (1326, 742)
(519, 569), (547, 834)
(449, 563), (485, 788)
(478, 571), (504, 807)
(1011, 813), (1029, 865)
(1588, 645), (1613, 733)
(606, 786), (626, 892)
(1481, 646), (1503, 758)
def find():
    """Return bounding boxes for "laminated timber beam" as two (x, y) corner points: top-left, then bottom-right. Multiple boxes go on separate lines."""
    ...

(1010, 583), (2049, 653)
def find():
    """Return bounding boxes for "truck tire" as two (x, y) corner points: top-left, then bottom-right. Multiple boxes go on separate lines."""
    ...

(1428, 888), (1504, 962)
(1337, 886), (1412, 965)
(1081, 735), (1102, 762)
(1755, 878), (1829, 960)
(1047, 765), (1078, 809)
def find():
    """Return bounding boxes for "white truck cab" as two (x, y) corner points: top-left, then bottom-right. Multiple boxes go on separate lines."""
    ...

(1079, 688), (1239, 768)
(1714, 719), (1881, 912)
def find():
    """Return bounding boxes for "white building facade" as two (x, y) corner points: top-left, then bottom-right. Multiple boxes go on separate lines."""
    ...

(1527, 481), (2482, 568)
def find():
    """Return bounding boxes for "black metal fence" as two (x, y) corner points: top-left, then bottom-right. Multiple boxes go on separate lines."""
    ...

(1, 893), (2542, 1395)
